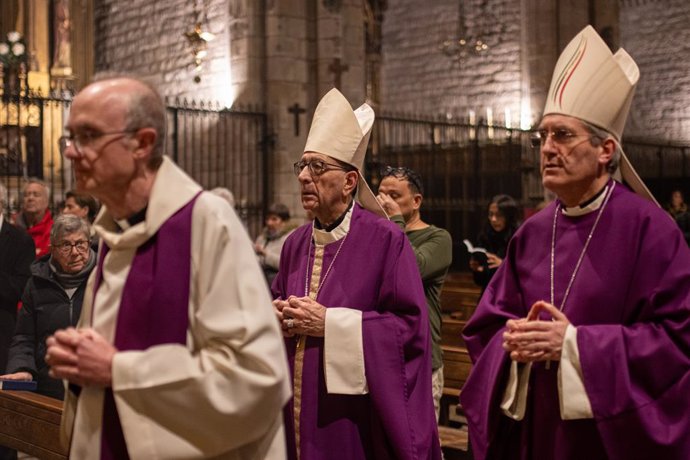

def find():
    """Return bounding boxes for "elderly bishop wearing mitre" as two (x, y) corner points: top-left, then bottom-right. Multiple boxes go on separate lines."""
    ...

(272, 88), (442, 459)
(460, 25), (690, 460)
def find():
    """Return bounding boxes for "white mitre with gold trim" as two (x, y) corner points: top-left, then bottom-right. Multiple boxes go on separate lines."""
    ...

(304, 88), (387, 218)
(544, 25), (655, 203)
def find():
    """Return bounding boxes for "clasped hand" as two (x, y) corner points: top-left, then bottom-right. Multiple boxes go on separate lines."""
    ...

(45, 327), (118, 387)
(502, 301), (570, 363)
(273, 296), (326, 338)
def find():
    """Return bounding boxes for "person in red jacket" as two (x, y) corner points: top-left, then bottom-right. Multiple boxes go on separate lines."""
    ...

(15, 178), (53, 258)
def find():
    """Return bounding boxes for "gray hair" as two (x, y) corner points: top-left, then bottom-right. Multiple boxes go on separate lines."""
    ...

(125, 81), (167, 168)
(50, 214), (91, 245)
(582, 121), (622, 174)
(23, 177), (50, 200)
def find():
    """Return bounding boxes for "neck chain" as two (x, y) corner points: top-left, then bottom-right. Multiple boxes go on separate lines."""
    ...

(304, 233), (348, 300)
(550, 182), (615, 312)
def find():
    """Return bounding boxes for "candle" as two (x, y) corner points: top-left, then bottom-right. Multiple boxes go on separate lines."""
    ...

(486, 107), (494, 139)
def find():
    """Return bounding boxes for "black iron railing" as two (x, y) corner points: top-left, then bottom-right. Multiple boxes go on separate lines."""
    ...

(0, 89), (271, 237)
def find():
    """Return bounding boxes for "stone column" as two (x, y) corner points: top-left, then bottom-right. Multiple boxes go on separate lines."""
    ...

(229, 0), (266, 106)
(261, 0), (312, 216)
(229, 0), (369, 218)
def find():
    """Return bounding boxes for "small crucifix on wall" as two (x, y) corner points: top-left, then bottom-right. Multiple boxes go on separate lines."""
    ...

(287, 103), (307, 136)
(328, 58), (349, 89)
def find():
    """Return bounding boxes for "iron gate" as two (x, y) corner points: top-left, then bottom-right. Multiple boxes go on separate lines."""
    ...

(0, 90), (270, 238)
(366, 114), (535, 271)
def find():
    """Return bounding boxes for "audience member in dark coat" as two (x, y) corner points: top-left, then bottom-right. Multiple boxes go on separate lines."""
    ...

(1, 214), (95, 399)
(0, 184), (34, 460)
(0, 184), (35, 375)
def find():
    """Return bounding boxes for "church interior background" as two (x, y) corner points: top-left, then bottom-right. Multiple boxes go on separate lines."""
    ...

(0, 0), (688, 271)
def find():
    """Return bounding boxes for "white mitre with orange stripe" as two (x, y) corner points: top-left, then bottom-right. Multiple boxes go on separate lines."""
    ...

(544, 25), (655, 203)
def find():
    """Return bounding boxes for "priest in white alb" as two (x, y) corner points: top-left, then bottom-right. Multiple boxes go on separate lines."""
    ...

(46, 76), (291, 459)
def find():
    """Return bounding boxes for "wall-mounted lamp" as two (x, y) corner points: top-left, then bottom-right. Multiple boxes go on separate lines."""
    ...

(184, 22), (215, 83)
(439, 0), (496, 64)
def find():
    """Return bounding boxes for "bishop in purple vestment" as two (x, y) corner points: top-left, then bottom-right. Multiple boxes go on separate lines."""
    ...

(272, 88), (441, 459)
(460, 26), (690, 460)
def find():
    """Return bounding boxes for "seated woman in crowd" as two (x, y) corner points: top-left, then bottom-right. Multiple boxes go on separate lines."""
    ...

(62, 190), (100, 223)
(0, 214), (96, 399)
(254, 203), (291, 286)
(469, 194), (521, 292)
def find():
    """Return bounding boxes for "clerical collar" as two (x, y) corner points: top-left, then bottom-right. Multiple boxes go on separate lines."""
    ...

(115, 205), (148, 231)
(562, 183), (610, 217)
(313, 202), (354, 245)
(314, 199), (353, 232)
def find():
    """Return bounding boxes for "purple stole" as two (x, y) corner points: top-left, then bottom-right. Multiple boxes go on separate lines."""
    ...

(92, 195), (199, 460)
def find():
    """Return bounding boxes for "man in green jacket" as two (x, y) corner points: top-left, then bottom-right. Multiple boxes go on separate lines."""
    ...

(377, 166), (453, 420)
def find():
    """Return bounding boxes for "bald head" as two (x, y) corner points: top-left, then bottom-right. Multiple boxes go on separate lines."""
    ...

(76, 76), (167, 168)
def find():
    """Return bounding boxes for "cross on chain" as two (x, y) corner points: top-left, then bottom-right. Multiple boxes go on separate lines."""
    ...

(287, 103), (307, 136)
(328, 58), (349, 89)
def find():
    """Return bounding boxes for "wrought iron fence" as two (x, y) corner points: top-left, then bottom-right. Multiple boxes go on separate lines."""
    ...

(0, 90), (270, 238)
(0, 91), (70, 216)
(366, 113), (690, 271)
(366, 114), (535, 271)
(166, 99), (270, 238)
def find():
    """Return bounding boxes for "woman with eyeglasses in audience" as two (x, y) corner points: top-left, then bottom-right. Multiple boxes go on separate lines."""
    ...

(469, 194), (521, 292)
(0, 214), (96, 399)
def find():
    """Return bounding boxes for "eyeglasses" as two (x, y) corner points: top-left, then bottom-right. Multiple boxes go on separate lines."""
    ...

(59, 129), (139, 156)
(55, 239), (90, 255)
(380, 165), (424, 195)
(530, 128), (592, 149)
(293, 159), (349, 177)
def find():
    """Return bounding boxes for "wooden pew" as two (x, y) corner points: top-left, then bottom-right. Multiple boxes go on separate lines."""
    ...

(0, 390), (66, 460)
(440, 273), (482, 320)
(438, 283), (474, 457)
(441, 345), (472, 394)
(442, 315), (466, 348)
(438, 425), (470, 459)
(439, 345), (472, 456)
(438, 272), (477, 413)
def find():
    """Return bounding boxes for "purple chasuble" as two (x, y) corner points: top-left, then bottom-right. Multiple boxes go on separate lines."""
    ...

(92, 194), (199, 460)
(460, 183), (690, 460)
(272, 204), (442, 460)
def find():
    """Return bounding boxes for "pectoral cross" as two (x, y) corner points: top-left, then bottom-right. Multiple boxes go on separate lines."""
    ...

(328, 58), (349, 89)
(287, 103), (306, 136)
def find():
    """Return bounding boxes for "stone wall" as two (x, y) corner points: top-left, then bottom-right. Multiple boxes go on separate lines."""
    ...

(380, 0), (690, 142)
(380, 0), (522, 127)
(94, 0), (231, 105)
(620, 0), (690, 142)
